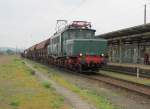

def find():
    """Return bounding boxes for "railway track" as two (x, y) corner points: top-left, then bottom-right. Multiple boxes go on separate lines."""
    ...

(61, 69), (150, 97)
(83, 74), (150, 97)
(28, 60), (150, 97)
(101, 66), (150, 78)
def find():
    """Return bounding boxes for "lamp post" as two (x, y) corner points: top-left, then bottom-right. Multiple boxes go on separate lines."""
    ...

(144, 4), (147, 24)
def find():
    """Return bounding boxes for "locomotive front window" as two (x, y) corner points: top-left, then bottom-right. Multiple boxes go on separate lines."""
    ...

(69, 31), (76, 39)
(86, 31), (94, 38)
(76, 30), (84, 38)
(68, 29), (95, 39)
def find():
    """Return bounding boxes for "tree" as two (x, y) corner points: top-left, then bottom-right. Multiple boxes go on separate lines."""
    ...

(6, 49), (14, 55)
(0, 51), (4, 55)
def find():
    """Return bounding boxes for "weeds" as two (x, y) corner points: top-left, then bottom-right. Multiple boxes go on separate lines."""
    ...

(0, 55), (68, 109)
(52, 96), (64, 109)
(29, 69), (35, 75)
(43, 81), (52, 89)
(31, 60), (117, 109)
(52, 75), (116, 109)
(10, 99), (20, 107)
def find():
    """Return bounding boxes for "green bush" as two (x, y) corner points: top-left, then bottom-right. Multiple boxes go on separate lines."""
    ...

(10, 99), (20, 107)
(43, 81), (52, 89)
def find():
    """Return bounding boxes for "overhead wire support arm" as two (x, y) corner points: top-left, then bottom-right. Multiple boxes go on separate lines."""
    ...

(55, 20), (68, 32)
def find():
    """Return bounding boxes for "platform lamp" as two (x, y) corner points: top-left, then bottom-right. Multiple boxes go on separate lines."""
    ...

(144, 3), (150, 24)
(144, 4), (147, 24)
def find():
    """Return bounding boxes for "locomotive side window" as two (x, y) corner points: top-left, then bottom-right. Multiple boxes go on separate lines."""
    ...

(86, 31), (94, 38)
(70, 31), (75, 39)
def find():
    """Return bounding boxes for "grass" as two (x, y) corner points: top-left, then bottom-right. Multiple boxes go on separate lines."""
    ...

(0, 55), (70, 109)
(52, 74), (116, 109)
(28, 60), (118, 109)
(10, 99), (20, 107)
(99, 70), (150, 86)
(42, 81), (52, 89)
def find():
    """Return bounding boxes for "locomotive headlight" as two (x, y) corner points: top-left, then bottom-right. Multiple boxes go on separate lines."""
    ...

(101, 53), (104, 57)
(79, 53), (83, 57)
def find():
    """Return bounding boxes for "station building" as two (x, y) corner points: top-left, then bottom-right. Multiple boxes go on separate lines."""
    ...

(97, 23), (150, 64)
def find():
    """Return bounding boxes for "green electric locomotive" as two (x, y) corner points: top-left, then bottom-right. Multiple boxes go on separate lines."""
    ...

(47, 21), (107, 72)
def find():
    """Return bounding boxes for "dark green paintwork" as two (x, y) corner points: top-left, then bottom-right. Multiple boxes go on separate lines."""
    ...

(66, 39), (107, 56)
(48, 27), (107, 57)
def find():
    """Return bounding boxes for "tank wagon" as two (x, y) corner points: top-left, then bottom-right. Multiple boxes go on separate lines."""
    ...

(24, 21), (107, 72)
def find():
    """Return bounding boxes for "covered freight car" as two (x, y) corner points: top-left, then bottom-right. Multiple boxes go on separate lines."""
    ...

(35, 38), (50, 61)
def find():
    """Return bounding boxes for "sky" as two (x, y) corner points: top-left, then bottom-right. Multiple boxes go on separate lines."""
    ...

(0, 0), (149, 49)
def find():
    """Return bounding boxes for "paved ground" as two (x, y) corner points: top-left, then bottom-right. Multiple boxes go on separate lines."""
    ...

(25, 62), (96, 109)
(0, 55), (12, 64)
(109, 62), (150, 70)
(98, 70), (150, 85)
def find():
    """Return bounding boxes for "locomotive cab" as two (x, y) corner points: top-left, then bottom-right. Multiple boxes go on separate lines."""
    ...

(66, 39), (107, 72)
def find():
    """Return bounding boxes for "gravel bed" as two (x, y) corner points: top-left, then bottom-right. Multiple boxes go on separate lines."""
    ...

(55, 69), (150, 109)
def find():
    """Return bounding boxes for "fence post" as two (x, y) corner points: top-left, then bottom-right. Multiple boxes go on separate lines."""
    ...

(136, 66), (140, 78)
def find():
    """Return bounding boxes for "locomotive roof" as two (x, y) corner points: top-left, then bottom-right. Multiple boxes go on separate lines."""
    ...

(52, 21), (95, 38)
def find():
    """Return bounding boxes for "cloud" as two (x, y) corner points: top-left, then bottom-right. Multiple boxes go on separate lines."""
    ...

(0, 0), (70, 48)
(0, 0), (148, 48)
(68, 0), (146, 34)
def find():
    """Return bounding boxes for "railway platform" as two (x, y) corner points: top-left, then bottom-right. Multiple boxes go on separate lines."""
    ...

(102, 62), (150, 78)
(98, 70), (150, 86)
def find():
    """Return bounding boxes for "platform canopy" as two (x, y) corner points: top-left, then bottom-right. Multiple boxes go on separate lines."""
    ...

(96, 23), (150, 39)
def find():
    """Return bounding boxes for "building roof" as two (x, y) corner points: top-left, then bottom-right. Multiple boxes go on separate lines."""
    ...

(96, 23), (150, 39)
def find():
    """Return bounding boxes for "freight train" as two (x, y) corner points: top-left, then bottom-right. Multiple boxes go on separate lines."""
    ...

(23, 21), (107, 72)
